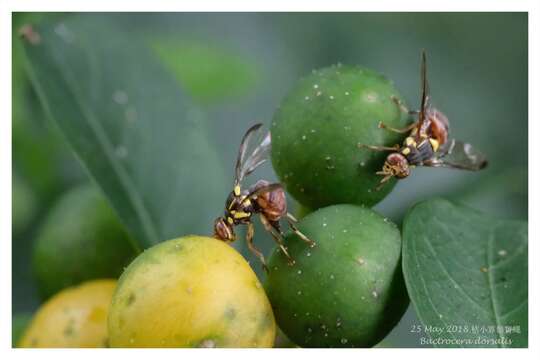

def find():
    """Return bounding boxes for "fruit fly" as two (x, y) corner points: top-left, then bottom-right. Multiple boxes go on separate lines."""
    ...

(359, 50), (488, 190)
(213, 123), (315, 271)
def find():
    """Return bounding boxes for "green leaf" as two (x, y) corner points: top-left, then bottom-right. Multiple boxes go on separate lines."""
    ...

(402, 198), (527, 347)
(151, 38), (260, 104)
(21, 17), (227, 249)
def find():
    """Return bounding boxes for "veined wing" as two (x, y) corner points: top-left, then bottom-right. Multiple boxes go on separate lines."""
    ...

(425, 139), (488, 170)
(234, 123), (271, 185)
(416, 50), (433, 134)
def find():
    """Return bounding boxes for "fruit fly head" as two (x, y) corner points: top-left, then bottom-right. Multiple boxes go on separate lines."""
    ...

(213, 217), (235, 242)
(376, 153), (410, 187)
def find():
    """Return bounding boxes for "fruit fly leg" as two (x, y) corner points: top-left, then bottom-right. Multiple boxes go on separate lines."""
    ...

(357, 143), (400, 152)
(391, 95), (420, 115)
(285, 213), (316, 248)
(259, 214), (295, 266)
(375, 174), (392, 191)
(246, 222), (268, 273)
(378, 121), (418, 134)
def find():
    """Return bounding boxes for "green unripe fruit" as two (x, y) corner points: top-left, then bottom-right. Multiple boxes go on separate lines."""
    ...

(271, 65), (411, 209)
(265, 204), (408, 348)
(12, 173), (37, 234)
(33, 184), (137, 298)
(295, 204), (314, 220)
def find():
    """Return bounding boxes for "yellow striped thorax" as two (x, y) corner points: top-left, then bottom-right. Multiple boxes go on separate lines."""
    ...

(232, 210), (251, 219)
(402, 135), (439, 154)
(404, 137), (416, 147)
(226, 185), (253, 222)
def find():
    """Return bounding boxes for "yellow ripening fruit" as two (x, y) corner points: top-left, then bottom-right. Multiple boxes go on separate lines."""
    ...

(108, 236), (276, 348)
(19, 279), (116, 348)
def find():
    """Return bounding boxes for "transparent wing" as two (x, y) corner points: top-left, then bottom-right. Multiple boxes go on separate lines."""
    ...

(416, 50), (431, 133)
(235, 123), (262, 183)
(234, 123), (271, 185)
(425, 139), (488, 170)
(416, 50), (432, 133)
(241, 131), (271, 180)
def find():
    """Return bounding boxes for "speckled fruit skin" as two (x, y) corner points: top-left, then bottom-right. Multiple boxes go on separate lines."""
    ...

(33, 184), (137, 298)
(108, 236), (276, 348)
(265, 205), (409, 348)
(271, 65), (411, 209)
(19, 279), (116, 348)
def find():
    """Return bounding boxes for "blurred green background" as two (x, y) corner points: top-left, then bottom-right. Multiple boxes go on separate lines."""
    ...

(12, 12), (527, 347)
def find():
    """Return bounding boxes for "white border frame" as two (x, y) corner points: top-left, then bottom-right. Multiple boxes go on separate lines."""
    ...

(1, 1), (537, 359)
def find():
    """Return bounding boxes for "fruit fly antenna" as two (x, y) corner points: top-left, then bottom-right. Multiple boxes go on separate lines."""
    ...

(213, 217), (235, 242)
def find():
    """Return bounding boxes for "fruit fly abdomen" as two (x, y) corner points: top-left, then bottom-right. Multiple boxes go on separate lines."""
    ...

(425, 108), (449, 147)
(249, 179), (287, 222)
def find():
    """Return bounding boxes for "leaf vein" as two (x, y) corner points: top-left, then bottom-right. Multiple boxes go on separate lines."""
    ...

(486, 230), (505, 347)
(499, 297), (527, 320)
(421, 229), (490, 317)
(53, 40), (160, 245)
(410, 228), (460, 346)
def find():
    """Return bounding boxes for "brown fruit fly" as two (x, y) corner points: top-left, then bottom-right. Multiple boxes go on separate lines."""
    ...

(359, 50), (488, 190)
(213, 123), (315, 271)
